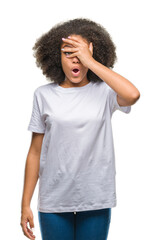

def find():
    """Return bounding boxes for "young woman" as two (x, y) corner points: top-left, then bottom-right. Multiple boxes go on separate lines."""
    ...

(20, 18), (140, 240)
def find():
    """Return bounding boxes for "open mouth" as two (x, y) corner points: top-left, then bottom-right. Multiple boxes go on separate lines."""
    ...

(73, 69), (79, 73)
(72, 68), (80, 76)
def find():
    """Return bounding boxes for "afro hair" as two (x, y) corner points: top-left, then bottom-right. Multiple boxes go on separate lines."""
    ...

(32, 17), (117, 84)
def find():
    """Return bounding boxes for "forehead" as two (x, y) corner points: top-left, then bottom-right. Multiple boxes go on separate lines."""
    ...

(61, 34), (88, 48)
(71, 34), (88, 41)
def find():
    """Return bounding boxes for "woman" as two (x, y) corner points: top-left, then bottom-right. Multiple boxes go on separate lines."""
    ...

(20, 18), (140, 240)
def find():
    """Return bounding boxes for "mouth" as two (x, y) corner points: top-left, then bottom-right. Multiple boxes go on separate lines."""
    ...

(72, 68), (80, 76)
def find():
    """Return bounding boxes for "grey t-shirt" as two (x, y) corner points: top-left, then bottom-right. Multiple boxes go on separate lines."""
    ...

(27, 81), (131, 213)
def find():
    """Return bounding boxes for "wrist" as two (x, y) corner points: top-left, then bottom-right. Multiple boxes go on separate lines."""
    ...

(87, 57), (97, 70)
(21, 197), (31, 209)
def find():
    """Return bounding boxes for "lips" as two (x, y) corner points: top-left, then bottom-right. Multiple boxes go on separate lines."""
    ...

(72, 67), (80, 72)
(71, 67), (80, 76)
(73, 69), (79, 73)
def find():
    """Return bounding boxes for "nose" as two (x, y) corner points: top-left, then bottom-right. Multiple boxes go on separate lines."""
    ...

(72, 56), (80, 63)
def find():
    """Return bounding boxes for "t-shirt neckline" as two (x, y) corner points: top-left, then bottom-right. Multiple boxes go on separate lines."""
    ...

(55, 81), (92, 92)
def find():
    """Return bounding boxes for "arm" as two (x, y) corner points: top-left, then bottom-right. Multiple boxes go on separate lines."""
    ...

(61, 36), (140, 106)
(21, 132), (44, 209)
(20, 132), (44, 239)
(88, 59), (140, 106)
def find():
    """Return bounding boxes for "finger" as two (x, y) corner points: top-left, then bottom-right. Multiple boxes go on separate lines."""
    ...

(22, 221), (35, 239)
(27, 227), (35, 235)
(61, 47), (79, 52)
(68, 36), (88, 46)
(27, 226), (36, 239)
(91, 42), (93, 53)
(28, 214), (34, 229)
(67, 36), (80, 42)
(66, 52), (79, 58)
(28, 215), (35, 238)
(62, 38), (79, 47)
(89, 42), (93, 55)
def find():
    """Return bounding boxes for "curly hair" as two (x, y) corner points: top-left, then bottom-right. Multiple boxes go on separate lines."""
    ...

(32, 17), (117, 84)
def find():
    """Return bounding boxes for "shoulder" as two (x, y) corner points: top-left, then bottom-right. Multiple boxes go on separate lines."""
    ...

(91, 80), (108, 90)
(100, 81), (110, 90)
(95, 81), (111, 94)
(34, 82), (55, 96)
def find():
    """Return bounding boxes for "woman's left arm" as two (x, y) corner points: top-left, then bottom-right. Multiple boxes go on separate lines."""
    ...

(61, 36), (140, 106)
(88, 58), (140, 106)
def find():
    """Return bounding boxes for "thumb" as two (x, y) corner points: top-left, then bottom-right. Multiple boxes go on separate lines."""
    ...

(28, 215), (34, 230)
(89, 42), (93, 56)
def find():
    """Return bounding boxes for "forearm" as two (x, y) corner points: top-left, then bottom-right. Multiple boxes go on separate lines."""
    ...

(88, 58), (140, 103)
(21, 152), (40, 209)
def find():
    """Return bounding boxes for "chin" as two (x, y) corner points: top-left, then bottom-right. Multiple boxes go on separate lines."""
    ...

(67, 77), (83, 83)
(72, 80), (85, 84)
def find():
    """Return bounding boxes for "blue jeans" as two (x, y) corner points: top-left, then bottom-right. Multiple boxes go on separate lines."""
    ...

(38, 208), (111, 240)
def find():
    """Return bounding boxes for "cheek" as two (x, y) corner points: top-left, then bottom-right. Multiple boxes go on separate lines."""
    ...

(82, 67), (89, 74)
(61, 53), (65, 64)
(61, 55), (66, 67)
(61, 57), (70, 72)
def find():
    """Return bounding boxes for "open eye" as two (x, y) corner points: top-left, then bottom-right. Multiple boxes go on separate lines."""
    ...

(64, 52), (72, 56)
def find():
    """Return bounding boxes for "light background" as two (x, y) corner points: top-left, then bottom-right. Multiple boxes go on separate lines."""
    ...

(0, 0), (160, 239)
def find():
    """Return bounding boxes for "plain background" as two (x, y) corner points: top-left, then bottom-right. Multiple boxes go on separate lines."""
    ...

(0, 0), (160, 239)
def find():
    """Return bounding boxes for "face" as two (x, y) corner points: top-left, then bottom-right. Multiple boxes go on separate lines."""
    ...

(60, 34), (90, 87)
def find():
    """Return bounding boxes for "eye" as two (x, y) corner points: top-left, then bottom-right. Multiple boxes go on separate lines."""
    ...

(64, 52), (72, 56)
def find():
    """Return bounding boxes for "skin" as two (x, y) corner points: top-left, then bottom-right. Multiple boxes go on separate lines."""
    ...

(20, 132), (44, 239)
(61, 35), (140, 105)
(20, 33), (140, 240)
(60, 34), (93, 88)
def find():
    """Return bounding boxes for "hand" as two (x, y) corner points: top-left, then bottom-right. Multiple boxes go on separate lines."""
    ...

(61, 35), (94, 68)
(20, 206), (36, 239)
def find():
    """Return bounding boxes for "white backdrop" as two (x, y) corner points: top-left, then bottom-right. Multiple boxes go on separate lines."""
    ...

(0, 0), (160, 239)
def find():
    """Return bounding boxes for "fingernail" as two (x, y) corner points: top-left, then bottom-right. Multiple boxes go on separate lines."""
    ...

(68, 36), (71, 38)
(61, 48), (64, 51)
(62, 38), (65, 40)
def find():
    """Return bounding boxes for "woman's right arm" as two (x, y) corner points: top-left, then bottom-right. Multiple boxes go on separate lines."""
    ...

(20, 132), (44, 240)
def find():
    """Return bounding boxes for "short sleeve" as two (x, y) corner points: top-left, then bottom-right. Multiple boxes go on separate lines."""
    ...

(27, 90), (46, 133)
(109, 87), (131, 115)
